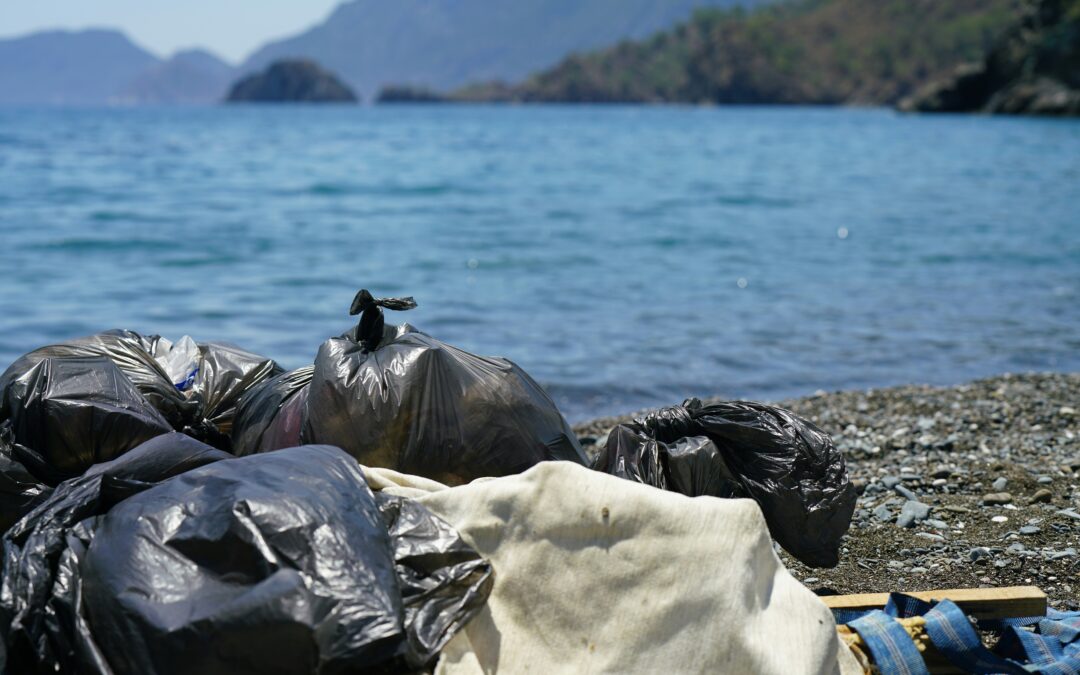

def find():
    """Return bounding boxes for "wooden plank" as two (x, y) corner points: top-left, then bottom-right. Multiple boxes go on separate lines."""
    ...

(824, 585), (1047, 621)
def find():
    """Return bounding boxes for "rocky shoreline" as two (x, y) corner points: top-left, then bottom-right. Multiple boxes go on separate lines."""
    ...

(573, 372), (1080, 609)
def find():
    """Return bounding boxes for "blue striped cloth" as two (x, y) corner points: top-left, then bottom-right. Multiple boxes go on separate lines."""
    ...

(834, 592), (1080, 674)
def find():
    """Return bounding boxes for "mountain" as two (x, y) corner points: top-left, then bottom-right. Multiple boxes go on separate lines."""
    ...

(901, 0), (1080, 115)
(239, 0), (767, 96)
(454, 0), (1019, 105)
(0, 29), (158, 104)
(117, 49), (236, 104)
(225, 59), (358, 103)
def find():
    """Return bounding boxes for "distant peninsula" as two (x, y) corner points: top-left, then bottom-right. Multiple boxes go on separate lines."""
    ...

(378, 0), (1020, 107)
(225, 59), (357, 103)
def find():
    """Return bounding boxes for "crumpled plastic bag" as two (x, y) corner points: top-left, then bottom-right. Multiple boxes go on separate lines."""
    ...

(233, 291), (588, 485)
(0, 331), (282, 484)
(0, 356), (174, 485)
(591, 398), (858, 568)
(0, 435), (492, 674)
(0, 431), (50, 532)
(230, 366), (314, 456)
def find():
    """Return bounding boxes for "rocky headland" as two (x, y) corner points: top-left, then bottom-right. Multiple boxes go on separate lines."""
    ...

(901, 0), (1080, 115)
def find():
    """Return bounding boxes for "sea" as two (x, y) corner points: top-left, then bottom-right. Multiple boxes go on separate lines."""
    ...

(0, 105), (1077, 422)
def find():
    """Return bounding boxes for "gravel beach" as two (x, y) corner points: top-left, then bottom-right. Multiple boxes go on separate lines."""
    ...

(574, 372), (1080, 610)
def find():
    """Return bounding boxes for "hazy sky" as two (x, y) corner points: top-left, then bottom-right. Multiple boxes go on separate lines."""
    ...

(0, 0), (342, 63)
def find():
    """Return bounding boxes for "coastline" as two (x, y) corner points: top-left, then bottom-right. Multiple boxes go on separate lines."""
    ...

(574, 372), (1080, 609)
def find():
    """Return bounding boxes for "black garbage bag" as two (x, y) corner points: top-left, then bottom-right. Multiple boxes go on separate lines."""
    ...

(0, 332), (283, 480)
(1, 436), (492, 674)
(591, 398), (858, 568)
(0, 356), (174, 485)
(0, 330), (193, 429)
(0, 433), (230, 673)
(230, 366), (314, 457)
(187, 341), (283, 437)
(297, 290), (587, 484)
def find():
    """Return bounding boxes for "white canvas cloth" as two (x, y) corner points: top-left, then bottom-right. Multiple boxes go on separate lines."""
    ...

(363, 462), (861, 675)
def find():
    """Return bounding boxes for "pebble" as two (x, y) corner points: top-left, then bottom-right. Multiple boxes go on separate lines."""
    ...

(992, 477), (1008, 491)
(882, 475), (900, 488)
(932, 478), (947, 487)
(1007, 543), (1026, 554)
(1029, 488), (1052, 504)
(1019, 526), (1040, 535)
(969, 547), (992, 561)
(896, 500), (931, 528)
(931, 467), (952, 479)
(982, 492), (1013, 505)
(915, 533), (944, 542)
(894, 485), (919, 502)
(991, 515), (1009, 523)
(1056, 509), (1080, 521)
(873, 504), (893, 522)
(1037, 476), (1053, 484)
(1050, 548), (1077, 560)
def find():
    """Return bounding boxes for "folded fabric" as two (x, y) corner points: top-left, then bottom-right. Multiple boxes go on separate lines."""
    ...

(363, 461), (861, 674)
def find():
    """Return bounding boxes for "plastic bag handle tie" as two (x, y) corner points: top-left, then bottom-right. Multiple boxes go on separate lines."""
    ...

(349, 289), (418, 350)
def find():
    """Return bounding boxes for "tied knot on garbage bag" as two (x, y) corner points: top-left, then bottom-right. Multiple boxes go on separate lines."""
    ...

(349, 289), (419, 351)
(592, 397), (858, 568)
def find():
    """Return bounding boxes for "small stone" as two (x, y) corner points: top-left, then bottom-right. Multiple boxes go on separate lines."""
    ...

(1056, 509), (1080, 521)
(992, 477), (1008, 491)
(1050, 548), (1077, 560)
(897, 500), (931, 528)
(931, 467), (952, 479)
(803, 577), (819, 584)
(882, 475), (901, 488)
(873, 504), (893, 522)
(944, 505), (970, 514)
(1019, 526), (1040, 535)
(1030, 489), (1052, 504)
(991, 515), (1009, 523)
(915, 533), (944, 542)
(1007, 543), (1026, 554)
(910, 566), (928, 574)
(982, 492), (1013, 505)
(1037, 476), (1053, 484)
(894, 485), (919, 501)
(924, 519), (948, 530)
(1060, 406), (1076, 416)
(969, 547), (991, 561)
(932, 478), (947, 487)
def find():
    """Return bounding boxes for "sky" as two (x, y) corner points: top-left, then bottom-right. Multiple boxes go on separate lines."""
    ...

(0, 0), (342, 63)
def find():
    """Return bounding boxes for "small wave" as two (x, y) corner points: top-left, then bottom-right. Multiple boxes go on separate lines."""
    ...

(715, 194), (798, 208)
(290, 181), (485, 198)
(31, 237), (172, 253)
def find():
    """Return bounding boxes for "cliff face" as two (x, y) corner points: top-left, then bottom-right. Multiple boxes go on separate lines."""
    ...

(225, 60), (358, 103)
(901, 0), (1080, 115)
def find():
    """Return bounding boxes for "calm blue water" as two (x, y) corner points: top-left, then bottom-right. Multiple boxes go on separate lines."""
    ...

(0, 105), (1077, 421)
